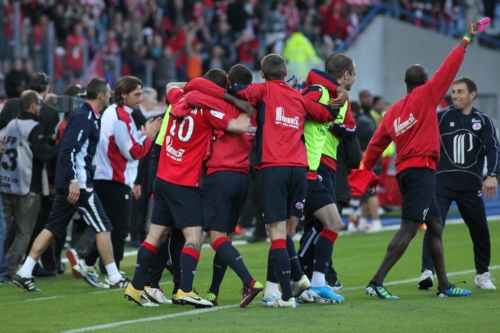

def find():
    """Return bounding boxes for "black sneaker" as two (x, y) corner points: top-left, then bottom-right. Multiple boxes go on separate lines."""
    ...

(33, 265), (57, 277)
(0, 275), (13, 284)
(327, 279), (343, 291)
(104, 275), (131, 289)
(13, 274), (41, 292)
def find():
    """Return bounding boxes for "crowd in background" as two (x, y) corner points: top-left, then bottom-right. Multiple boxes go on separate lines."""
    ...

(0, 0), (499, 100)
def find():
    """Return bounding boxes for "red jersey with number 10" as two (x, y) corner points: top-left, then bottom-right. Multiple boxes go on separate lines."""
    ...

(157, 90), (233, 187)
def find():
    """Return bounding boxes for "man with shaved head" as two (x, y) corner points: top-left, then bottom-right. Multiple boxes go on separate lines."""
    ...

(361, 23), (480, 299)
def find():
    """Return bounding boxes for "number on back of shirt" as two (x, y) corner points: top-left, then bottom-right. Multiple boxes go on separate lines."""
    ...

(1, 148), (17, 171)
(170, 115), (194, 142)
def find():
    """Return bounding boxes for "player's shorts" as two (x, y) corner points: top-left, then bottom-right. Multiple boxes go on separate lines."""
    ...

(45, 188), (112, 240)
(317, 163), (337, 203)
(303, 178), (335, 217)
(396, 167), (441, 222)
(257, 166), (307, 223)
(151, 178), (203, 229)
(203, 171), (249, 233)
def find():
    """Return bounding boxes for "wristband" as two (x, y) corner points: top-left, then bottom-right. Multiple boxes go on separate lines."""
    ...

(462, 34), (472, 44)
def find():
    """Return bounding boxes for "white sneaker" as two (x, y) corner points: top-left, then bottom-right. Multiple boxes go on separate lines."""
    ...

(367, 220), (382, 233)
(347, 222), (356, 232)
(418, 269), (434, 290)
(358, 218), (367, 231)
(474, 272), (496, 290)
(145, 287), (173, 304)
(291, 275), (311, 297)
(262, 293), (297, 308)
(298, 289), (316, 303)
(73, 260), (103, 288)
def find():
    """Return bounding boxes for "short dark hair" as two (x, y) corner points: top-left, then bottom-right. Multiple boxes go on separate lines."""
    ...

(228, 64), (253, 85)
(113, 76), (143, 104)
(64, 84), (84, 97)
(20, 90), (39, 111)
(204, 68), (227, 88)
(372, 96), (383, 107)
(453, 76), (477, 95)
(86, 78), (109, 100)
(324, 54), (354, 80)
(260, 54), (286, 80)
(28, 72), (50, 93)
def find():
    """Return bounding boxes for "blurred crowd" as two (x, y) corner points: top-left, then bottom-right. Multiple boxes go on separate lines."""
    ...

(1, 0), (498, 101)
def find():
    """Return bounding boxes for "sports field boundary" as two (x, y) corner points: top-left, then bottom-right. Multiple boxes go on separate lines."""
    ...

(60, 264), (500, 333)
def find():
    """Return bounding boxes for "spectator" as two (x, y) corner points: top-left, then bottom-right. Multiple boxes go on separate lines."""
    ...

(5, 59), (30, 98)
(44, 93), (58, 109)
(65, 23), (85, 81)
(154, 46), (178, 98)
(283, 30), (321, 79)
(235, 29), (259, 70)
(262, 0), (287, 54)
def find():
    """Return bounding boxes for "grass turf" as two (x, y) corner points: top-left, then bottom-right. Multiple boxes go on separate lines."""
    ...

(1, 221), (499, 332)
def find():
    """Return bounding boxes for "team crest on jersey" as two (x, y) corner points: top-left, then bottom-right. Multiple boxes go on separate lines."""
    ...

(472, 123), (481, 130)
(295, 201), (304, 210)
(450, 122), (455, 127)
(210, 110), (225, 119)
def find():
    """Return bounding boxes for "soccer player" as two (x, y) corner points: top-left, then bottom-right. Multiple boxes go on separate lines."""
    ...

(124, 69), (254, 307)
(362, 24), (480, 299)
(194, 54), (347, 307)
(295, 54), (358, 302)
(13, 78), (124, 292)
(74, 76), (161, 288)
(180, 64), (263, 307)
(419, 76), (498, 290)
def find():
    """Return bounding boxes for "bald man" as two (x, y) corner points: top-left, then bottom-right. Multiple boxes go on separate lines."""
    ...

(361, 23), (480, 299)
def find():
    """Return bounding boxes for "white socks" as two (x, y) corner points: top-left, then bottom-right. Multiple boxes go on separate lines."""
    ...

(18, 257), (37, 279)
(264, 281), (279, 299)
(311, 272), (325, 287)
(105, 262), (121, 284)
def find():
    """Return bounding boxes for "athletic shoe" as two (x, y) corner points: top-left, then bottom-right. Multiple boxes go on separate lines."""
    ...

(13, 274), (41, 292)
(0, 275), (13, 284)
(474, 272), (496, 290)
(328, 279), (343, 291)
(298, 289), (316, 303)
(310, 285), (344, 303)
(240, 281), (264, 308)
(291, 275), (311, 297)
(436, 285), (471, 297)
(205, 291), (219, 306)
(145, 286), (172, 304)
(367, 220), (382, 233)
(124, 284), (159, 307)
(73, 260), (103, 288)
(261, 293), (297, 308)
(347, 222), (357, 232)
(33, 264), (57, 277)
(418, 269), (434, 290)
(66, 249), (82, 279)
(104, 275), (131, 289)
(173, 289), (213, 308)
(365, 283), (399, 300)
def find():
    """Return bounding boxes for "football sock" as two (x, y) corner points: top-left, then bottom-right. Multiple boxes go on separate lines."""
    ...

(266, 248), (278, 283)
(209, 253), (227, 295)
(286, 235), (304, 282)
(271, 239), (293, 301)
(212, 237), (253, 288)
(131, 241), (158, 290)
(312, 229), (338, 287)
(18, 256), (37, 278)
(264, 281), (279, 299)
(179, 246), (200, 292)
(105, 262), (121, 284)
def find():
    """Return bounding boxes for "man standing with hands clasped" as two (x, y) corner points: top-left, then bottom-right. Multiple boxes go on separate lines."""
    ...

(418, 76), (498, 291)
(361, 22), (481, 299)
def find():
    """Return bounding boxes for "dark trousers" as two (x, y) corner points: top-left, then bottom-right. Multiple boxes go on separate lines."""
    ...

(85, 180), (131, 271)
(422, 186), (490, 274)
(130, 154), (152, 243)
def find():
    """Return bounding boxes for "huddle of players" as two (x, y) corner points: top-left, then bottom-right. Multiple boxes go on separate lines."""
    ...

(124, 53), (355, 308)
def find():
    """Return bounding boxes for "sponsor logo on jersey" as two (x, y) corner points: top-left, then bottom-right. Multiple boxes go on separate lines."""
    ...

(210, 110), (225, 119)
(394, 113), (418, 136)
(245, 126), (257, 136)
(165, 135), (185, 162)
(473, 123), (481, 130)
(450, 122), (455, 127)
(472, 118), (481, 123)
(275, 107), (299, 129)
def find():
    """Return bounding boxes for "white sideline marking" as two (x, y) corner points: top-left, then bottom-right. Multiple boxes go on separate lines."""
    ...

(26, 296), (65, 302)
(341, 264), (500, 292)
(61, 304), (239, 333)
(60, 264), (500, 333)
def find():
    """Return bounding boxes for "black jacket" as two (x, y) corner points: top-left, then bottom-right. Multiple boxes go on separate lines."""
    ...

(18, 112), (59, 193)
(131, 108), (150, 186)
(335, 138), (362, 204)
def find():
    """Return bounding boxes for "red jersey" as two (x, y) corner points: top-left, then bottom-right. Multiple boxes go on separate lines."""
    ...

(157, 92), (233, 187)
(363, 46), (466, 175)
(184, 90), (257, 175)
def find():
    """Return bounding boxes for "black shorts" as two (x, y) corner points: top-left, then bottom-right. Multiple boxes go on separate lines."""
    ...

(396, 167), (441, 222)
(304, 178), (335, 217)
(151, 178), (203, 229)
(203, 171), (249, 233)
(257, 166), (307, 223)
(45, 188), (112, 240)
(317, 162), (337, 203)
